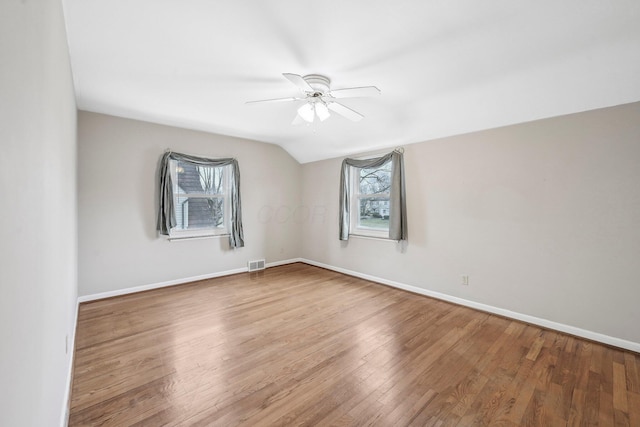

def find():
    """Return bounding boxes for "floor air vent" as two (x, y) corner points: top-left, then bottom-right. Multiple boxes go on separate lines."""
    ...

(248, 259), (265, 272)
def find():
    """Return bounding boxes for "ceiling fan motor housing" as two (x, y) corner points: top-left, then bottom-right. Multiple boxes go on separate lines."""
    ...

(303, 74), (331, 96)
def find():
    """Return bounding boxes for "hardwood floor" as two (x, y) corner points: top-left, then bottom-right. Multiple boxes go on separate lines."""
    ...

(69, 263), (640, 426)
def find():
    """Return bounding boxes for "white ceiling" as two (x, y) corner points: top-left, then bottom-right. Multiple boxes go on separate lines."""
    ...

(62, 1), (640, 163)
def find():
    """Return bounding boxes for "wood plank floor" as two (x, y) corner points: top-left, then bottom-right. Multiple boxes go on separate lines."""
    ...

(69, 263), (640, 426)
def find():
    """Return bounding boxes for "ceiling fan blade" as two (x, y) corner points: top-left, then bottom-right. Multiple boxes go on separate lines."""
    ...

(245, 96), (301, 105)
(330, 86), (381, 99)
(291, 114), (305, 126)
(327, 101), (364, 122)
(283, 73), (314, 93)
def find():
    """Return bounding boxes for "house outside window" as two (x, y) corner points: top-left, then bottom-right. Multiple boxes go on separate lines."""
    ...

(169, 159), (231, 238)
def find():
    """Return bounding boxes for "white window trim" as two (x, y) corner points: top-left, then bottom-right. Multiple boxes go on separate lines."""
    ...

(349, 162), (391, 239)
(167, 233), (230, 242)
(348, 233), (396, 242)
(168, 160), (232, 240)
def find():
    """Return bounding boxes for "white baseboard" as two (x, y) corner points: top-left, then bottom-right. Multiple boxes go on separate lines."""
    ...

(78, 268), (245, 302)
(266, 258), (303, 268)
(77, 258), (302, 303)
(60, 297), (79, 427)
(299, 258), (640, 353)
(75, 257), (639, 353)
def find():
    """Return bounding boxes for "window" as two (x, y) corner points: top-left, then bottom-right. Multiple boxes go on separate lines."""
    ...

(158, 151), (244, 247)
(169, 159), (231, 238)
(350, 161), (392, 238)
(339, 150), (407, 241)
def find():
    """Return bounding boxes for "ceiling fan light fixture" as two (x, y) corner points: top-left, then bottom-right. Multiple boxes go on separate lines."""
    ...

(248, 73), (379, 124)
(315, 102), (330, 121)
(297, 103), (315, 123)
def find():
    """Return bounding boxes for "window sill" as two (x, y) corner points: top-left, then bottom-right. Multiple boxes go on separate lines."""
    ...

(167, 233), (229, 242)
(348, 233), (394, 242)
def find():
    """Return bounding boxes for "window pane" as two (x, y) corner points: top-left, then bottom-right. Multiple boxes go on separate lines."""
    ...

(174, 196), (224, 230)
(359, 162), (391, 195)
(175, 161), (224, 195)
(358, 197), (390, 230)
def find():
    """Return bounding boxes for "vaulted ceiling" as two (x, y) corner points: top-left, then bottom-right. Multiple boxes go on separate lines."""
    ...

(63, 1), (640, 163)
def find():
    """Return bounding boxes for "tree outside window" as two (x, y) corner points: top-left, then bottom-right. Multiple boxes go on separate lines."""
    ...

(356, 162), (391, 231)
(339, 150), (406, 241)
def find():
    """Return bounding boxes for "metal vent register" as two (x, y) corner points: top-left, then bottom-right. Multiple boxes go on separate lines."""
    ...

(248, 259), (265, 272)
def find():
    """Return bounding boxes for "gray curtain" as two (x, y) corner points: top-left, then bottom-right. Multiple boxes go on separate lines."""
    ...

(339, 150), (407, 241)
(157, 151), (244, 248)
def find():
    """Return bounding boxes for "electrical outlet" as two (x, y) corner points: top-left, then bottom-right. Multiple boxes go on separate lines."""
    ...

(461, 275), (469, 286)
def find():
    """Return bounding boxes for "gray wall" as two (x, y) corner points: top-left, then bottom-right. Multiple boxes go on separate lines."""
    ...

(78, 102), (640, 348)
(301, 102), (640, 344)
(0, 0), (78, 425)
(78, 111), (302, 296)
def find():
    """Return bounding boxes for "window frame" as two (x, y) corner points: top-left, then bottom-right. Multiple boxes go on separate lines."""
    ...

(348, 160), (392, 239)
(167, 159), (232, 239)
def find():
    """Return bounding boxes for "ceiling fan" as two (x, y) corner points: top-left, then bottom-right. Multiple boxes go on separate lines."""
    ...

(246, 73), (380, 124)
